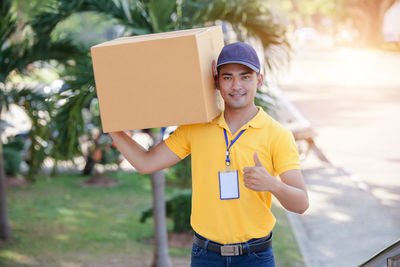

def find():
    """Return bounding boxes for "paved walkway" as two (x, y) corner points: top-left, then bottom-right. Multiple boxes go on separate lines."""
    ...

(279, 43), (400, 267)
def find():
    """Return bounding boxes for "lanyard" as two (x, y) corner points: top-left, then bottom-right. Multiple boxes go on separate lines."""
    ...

(224, 128), (246, 168)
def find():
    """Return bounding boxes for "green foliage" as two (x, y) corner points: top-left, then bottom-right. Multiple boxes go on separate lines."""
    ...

(17, 89), (54, 180)
(148, 0), (177, 32)
(53, 85), (96, 160)
(1, 87), (53, 180)
(100, 146), (119, 165)
(167, 191), (192, 232)
(12, 0), (58, 20)
(3, 148), (21, 177)
(54, 12), (116, 46)
(271, 202), (306, 266)
(165, 155), (191, 188)
(141, 190), (192, 233)
(1, 0), (84, 83)
(31, 0), (148, 38)
(182, 0), (291, 71)
(3, 137), (24, 176)
(0, 0), (24, 83)
(255, 87), (278, 117)
(1, 0), (87, 180)
(3, 137), (24, 151)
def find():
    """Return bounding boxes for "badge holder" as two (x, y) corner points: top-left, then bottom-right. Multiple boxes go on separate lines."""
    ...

(219, 154), (239, 200)
(219, 169), (239, 200)
(218, 129), (245, 200)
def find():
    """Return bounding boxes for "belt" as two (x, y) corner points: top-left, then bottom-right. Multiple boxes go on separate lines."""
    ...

(193, 232), (272, 256)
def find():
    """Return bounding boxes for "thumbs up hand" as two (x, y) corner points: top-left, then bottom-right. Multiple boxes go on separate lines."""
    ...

(243, 152), (277, 192)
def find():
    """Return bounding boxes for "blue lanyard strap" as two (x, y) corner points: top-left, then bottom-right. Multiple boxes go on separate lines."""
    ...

(224, 129), (246, 166)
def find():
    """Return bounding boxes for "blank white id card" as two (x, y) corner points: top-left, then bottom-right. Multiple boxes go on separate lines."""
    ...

(218, 170), (240, 200)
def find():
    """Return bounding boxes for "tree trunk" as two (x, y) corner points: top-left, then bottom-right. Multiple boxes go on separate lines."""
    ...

(0, 111), (11, 240)
(82, 154), (95, 175)
(362, 0), (394, 47)
(349, 0), (395, 47)
(150, 131), (171, 267)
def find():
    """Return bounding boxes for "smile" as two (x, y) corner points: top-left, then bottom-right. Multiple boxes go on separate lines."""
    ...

(229, 92), (246, 97)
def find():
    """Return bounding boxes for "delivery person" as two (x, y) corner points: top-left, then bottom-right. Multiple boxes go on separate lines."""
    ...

(110, 42), (309, 267)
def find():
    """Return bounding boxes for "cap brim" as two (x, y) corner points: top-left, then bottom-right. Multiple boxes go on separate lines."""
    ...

(217, 60), (260, 73)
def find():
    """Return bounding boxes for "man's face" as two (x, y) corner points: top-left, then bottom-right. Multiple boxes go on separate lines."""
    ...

(217, 63), (263, 111)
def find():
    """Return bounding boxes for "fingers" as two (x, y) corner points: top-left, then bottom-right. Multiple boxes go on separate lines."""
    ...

(243, 177), (260, 191)
(243, 165), (265, 192)
(243, 167), (258, 181)
(253, 152), (263, 167)
(243, 173), (255, 188)
(243, 176), (253, 189)
(243, 166), (255, 174)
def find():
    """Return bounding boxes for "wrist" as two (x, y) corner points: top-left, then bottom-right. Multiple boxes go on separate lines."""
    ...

(269, 176), (282, 194)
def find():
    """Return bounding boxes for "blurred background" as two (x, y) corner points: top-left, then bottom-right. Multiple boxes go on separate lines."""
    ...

(1, 0), (399, 266)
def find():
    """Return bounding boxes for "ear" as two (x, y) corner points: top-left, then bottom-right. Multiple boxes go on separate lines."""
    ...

(212, 60), (219, 89)
(257, 73), (263, 90)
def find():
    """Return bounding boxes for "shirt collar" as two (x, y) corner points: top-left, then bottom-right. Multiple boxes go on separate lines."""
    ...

(211, 106), (268, 130)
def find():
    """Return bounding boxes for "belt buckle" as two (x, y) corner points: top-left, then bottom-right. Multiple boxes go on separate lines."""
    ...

(220, 245), (241, 256)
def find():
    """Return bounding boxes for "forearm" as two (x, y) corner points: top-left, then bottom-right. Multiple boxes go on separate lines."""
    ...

(270, 179), (309, 214)
(243, 155), (309, 214)
(109, 131), (181, 174)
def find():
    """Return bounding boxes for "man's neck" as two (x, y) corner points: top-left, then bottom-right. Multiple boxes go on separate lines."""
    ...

(224, 105), (258, 135)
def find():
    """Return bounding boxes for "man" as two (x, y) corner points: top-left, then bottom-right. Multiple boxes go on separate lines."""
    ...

(110, 42), (308, 266)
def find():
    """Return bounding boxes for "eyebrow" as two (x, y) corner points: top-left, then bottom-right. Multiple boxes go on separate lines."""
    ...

(221, 71), (253, 76)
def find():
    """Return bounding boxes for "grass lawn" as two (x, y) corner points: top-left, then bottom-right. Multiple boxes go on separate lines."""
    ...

(0, 172), (305, 266)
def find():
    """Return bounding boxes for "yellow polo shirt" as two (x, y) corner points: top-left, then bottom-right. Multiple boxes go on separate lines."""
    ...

(164, 107), (300, 244)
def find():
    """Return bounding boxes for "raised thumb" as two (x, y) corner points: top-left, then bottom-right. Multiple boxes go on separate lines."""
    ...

(253, 152), (263, 167)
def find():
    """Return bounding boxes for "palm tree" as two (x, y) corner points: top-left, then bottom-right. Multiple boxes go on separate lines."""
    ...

(0, 0), (29, 241)
(0, 0), (34, 240)
(0, 0), (85, 240)
(31, 0), (289, 264)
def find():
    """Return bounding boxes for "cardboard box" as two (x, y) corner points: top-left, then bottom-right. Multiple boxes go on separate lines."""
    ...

(91, 26), (224, 132)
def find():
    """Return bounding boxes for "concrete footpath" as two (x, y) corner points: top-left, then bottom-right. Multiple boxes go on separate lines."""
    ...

(287, 154), (399, 267)
(279, 43), (400, 267)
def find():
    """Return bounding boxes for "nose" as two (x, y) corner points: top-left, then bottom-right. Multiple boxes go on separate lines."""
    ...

(232, 77), (241, 90)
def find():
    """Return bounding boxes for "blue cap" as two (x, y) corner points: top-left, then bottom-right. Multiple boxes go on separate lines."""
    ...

(217, 42), (260, 73)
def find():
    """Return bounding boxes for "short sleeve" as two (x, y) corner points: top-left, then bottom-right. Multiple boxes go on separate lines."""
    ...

(272, 128), (301, 175)
(164, 125), (191, 159)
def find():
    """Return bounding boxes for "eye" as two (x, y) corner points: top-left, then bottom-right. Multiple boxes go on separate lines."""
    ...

(223, 76), (232, 80)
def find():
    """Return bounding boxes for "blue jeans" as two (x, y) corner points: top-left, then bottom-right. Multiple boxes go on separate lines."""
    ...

(191, 233), (275, 267)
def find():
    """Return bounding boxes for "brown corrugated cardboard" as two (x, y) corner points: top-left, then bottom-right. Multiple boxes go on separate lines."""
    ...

(91, 26), (224, 133)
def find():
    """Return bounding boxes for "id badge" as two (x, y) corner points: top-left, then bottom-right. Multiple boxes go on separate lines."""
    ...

(218, 170), (240, 200)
